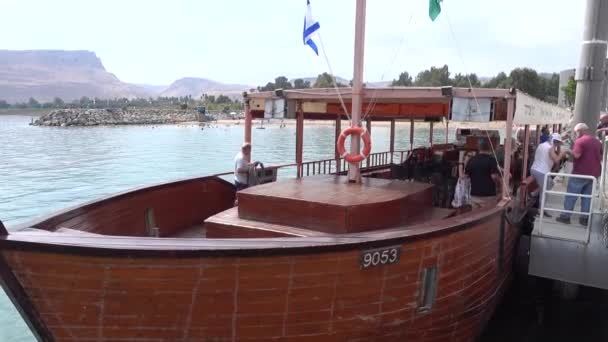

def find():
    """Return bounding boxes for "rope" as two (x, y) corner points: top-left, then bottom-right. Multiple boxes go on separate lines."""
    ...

(444, 10), (511, 200)
(318, 32), (352, 122)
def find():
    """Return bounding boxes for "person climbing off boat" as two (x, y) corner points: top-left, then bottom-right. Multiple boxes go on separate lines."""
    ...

(530, 133), (567, 217)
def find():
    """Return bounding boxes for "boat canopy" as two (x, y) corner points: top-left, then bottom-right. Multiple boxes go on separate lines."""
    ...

(246, 86), (571, 125)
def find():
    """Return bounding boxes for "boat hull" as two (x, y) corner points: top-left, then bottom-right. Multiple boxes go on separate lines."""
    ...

(0, 209), (518, 341)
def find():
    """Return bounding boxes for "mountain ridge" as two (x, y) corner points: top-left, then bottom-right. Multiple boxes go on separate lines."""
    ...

(0, 50), (150, 103)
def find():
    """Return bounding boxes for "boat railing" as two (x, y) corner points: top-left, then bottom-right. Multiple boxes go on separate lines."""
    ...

(215, 150), (411, 181)
(538, 172), (597, 243)
(298, 150), (410, 177)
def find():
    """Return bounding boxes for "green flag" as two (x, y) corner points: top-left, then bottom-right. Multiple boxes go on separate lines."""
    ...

(429, 0), (441, 21)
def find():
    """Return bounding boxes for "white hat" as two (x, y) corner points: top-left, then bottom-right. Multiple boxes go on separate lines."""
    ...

(551, 133), (563, 143)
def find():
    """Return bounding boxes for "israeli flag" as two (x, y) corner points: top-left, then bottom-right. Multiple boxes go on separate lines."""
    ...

(303, 0), (320, 55)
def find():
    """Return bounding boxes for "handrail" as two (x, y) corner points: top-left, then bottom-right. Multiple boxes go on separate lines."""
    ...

(539, 172), (596, 243)
(600, 136), (608, 209)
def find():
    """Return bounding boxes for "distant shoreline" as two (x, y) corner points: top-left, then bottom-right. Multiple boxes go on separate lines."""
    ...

(0, 108), (51, 116)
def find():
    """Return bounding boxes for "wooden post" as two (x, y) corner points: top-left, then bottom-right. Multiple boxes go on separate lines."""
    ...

(390, 119), (395, 164)
(553, 124), (558, 133)
(296, 101), (304, 178)
(503, 98), (515, 198)
(558, 124), (562, 133)
(522, 125), (530, 181)
(335, 116), (342, 173)
(445, 120), (449, 144)
(535, 124), (541, 145)
(366, 119), (372, 168)
(410, 118), (415, 151)
(244, 98), (252, 162)
(429, 121), (434, 146)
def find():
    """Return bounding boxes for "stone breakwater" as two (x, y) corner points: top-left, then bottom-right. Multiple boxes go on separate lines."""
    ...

(31, 108), (200, 126)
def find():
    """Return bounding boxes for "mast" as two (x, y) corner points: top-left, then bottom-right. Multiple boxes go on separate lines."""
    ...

(347, 0), (366, 183)
(573, 0), (608, 129)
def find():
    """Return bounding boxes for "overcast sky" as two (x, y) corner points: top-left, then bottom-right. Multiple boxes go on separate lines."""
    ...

(1, 0), (587, 86)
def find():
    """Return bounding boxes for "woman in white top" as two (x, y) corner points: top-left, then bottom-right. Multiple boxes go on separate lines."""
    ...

(530, 133), (567, 216)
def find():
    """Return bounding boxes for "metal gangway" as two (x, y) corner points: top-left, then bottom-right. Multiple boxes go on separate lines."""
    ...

(528, 137), (608, 290)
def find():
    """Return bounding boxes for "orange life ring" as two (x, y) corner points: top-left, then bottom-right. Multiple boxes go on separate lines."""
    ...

(337, 126), (372, 163)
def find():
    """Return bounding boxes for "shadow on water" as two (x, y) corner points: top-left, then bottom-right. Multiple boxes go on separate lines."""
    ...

(480, 273), (608, 341)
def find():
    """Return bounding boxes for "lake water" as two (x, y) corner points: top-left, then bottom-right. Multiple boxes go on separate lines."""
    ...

(0, 114), (451, 341)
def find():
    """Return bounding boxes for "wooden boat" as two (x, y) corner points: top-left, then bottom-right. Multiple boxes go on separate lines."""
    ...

(0, 86), (570, 341)
(0, 1), (573, 341)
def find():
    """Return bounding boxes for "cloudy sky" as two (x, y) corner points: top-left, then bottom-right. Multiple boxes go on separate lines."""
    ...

(1, 0), (586, 86)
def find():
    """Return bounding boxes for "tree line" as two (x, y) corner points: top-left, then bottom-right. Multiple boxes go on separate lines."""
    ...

(256, 65), (563, 104)
(257, 73), (348, 91)
(0, 94), (245, 113)
(391, 65), (560, 104)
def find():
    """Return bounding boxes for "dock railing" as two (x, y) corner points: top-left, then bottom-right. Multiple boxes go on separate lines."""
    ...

(539, 172), (597, 243)
(599, 136), (608, 210)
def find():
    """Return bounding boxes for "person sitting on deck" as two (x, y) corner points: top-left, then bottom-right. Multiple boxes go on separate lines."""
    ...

(530, 133), (567, 217)
(556, 123), (603, 226)
(465, 139), (502, 207)
(234, 143), (252, 191)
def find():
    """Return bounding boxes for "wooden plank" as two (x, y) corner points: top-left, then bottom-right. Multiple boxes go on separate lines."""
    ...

(0, 253), (53, 341)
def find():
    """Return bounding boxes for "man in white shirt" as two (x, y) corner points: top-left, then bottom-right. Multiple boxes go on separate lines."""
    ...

(530, 133), (566, 216)
(234, 143), (252, 191)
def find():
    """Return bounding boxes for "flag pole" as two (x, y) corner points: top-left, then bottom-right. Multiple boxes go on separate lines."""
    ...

(348, 0), (366, 183)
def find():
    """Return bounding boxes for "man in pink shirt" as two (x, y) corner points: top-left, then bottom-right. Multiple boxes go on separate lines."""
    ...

(556, 123), (603, 225)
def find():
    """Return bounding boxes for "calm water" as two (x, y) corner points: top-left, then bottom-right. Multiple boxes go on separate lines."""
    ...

(0, 114), (450, 341)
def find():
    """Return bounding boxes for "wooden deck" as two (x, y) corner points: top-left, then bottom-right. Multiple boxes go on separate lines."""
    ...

(170, 224), (206, 238)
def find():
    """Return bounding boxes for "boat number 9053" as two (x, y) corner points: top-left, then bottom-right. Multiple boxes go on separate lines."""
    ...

(360, 246), (401, 269)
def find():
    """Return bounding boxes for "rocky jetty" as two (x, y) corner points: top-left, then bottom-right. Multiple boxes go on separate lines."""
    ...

(31, 108), (200, 126)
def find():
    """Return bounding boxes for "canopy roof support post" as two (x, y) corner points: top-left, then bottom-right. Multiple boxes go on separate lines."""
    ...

(366, 119), (372, 168)
(522, 125), (531, 182)
(296, 101), (304, 179)
(558, 124), (562, 133)
(244, 98), (252, 162)
(429, 121), (434, 147)
(390, 119), (395, 164)
(410, 118), (414, 151)
(536, 124), (541, 145)
(445, 120), (449, 144)
(503, 98), (515, 198)
(335, 116), (342, 174)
